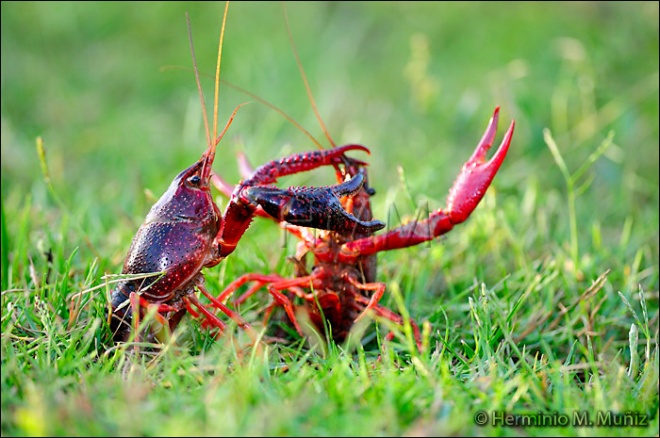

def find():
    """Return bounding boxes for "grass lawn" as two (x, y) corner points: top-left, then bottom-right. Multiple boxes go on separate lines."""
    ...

(1, 1), (658, 436)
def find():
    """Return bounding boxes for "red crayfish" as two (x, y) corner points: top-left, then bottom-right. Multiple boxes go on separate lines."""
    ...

(109, 3), (515, 349)
(212, 109), (514, 347)
(208, 7), (516, 347)
(108, 4), (380, 344)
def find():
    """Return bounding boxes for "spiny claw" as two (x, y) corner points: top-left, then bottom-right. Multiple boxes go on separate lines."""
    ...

(245, 173), (385, 235)
(242, 144), (371, 187)
(332, 144), (370, 158)
(326, 144), (370, 169)
(446, 107), (515, 223)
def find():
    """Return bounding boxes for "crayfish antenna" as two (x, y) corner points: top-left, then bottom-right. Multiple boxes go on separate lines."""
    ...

(212, 1), (231, 147)
(187, 1), (231, 181)
(283, 1), (334, 150)
(220, 80), (325, 150)
(186, 12), (211, 151)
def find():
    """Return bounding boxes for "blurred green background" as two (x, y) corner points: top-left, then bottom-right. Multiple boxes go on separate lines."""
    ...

(2, 0), (658, 329)
(2, 2), (657, 239)
(2, 0), (658, 326)
(1, 2), (658, 436)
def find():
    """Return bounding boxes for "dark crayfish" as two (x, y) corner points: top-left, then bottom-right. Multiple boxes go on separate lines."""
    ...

(108, 4), (381, 344)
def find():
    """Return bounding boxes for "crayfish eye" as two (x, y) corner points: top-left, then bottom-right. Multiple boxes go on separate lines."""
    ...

(187, 175), (201, 186)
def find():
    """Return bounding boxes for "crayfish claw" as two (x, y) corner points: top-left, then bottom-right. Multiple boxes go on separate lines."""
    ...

(332, 172), (365, 198)
(245, 174), (385, 235)
(470, 106), (501, 163)
(446, 107), (515, 223)
(468, 107), (514, 171)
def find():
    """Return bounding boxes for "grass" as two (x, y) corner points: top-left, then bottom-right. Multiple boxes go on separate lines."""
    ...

(1, 1), (658, 436)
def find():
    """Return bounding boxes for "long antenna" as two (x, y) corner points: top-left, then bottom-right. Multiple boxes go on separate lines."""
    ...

(186, 12), (211, 149)
(158, 63), (325, 150)
(188, 2), (232, 180)
(221, 80), (324, 150)
(283, 1), (335, 149)
(213, 1), (231, 146)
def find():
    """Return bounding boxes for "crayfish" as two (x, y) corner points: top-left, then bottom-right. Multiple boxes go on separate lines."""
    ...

(208, 5), (515, 348)
(213, 109), (514, 347)
(108, 4), (380, 344)
(109, 3), (515, 350)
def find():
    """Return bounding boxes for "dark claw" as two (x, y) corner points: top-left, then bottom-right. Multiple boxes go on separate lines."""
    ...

(245, 174), (385, 235)
(331, 171), (365, 198)
(337, 153), (375, 195)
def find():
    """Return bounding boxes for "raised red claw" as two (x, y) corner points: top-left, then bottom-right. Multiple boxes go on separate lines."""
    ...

(337, 107), (515, 259)
(446, 106), (514, 223)
(239, 144), (369, 187)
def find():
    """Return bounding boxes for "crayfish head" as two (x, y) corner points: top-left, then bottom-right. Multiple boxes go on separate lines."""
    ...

(145, 159), (221, 227)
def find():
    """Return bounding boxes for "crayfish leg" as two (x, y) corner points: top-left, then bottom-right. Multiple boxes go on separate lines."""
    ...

(130, 292), (141, 353)
(346, 276), (386, 325)
(367, 303), (423, 351)
(196, 284), (260, 345)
